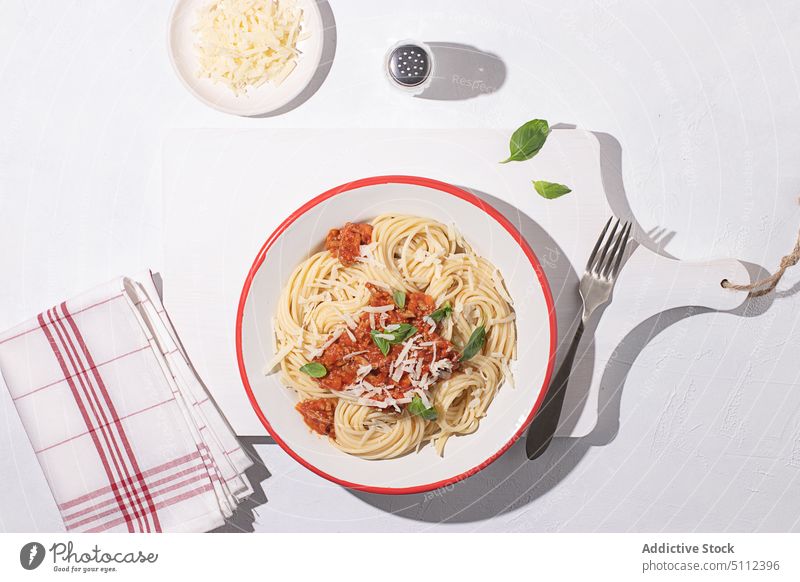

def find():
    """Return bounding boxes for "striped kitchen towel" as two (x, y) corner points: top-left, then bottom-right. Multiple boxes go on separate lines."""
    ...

(0, 273), (253, 532)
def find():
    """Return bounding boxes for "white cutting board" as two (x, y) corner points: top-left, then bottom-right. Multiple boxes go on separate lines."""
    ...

(162, 128), (748, 438)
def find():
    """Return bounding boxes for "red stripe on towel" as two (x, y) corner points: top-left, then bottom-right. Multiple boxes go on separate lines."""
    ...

(65, 470), (211, 530)
(48, 307), (149, 532)
(37, 312), (135, 533)
(62, 463), (207, 523)
(61, 302), (162, 532)
(58, 450), (201, 510)
(84, 483), (215, 533)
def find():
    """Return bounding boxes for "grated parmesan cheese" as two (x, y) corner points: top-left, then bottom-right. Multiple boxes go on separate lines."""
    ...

(306, 327), (343, 359)
(391, 336), (417, 382)
(263, 342), (293, 374)
(492, 269), (514, 305)
(193, 0), (306, 96)
(356, 364), (373, 381)
(320, 328), (343, 350)
(414, 388), (432, 409)
(501, 359), (515, 389)
(468, 392), (482, 410)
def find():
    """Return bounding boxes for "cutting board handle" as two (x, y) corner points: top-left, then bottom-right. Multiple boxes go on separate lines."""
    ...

(616, 248), (750, 325)
(556, 249), (750, 437)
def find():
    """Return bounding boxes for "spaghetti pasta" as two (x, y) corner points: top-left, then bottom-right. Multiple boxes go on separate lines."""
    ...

(267, 214), (516, 459)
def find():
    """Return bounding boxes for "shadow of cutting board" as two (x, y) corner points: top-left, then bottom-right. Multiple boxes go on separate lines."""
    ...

(162, 128), (748, 439)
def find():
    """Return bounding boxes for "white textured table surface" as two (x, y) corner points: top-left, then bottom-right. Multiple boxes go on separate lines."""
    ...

(2, 0), (800, 532)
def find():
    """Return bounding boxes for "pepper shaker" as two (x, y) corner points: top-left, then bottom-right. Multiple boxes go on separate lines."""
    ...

(385, 40), (435, 95)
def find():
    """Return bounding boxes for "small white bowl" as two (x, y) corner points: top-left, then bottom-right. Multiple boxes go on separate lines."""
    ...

(236, 176), (557, 493)
(167, 0), (324, 117)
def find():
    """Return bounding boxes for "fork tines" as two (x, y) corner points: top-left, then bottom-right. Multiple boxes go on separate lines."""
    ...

(586, 217), (632, 280)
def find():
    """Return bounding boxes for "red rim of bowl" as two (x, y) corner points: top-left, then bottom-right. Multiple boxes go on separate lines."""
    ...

(235, 175), (557, 494)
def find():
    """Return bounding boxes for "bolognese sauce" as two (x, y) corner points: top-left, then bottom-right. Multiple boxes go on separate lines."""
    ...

(325, 222), (373, 266)
(295, 398), (337, 437)
(309, 283), (459, 408)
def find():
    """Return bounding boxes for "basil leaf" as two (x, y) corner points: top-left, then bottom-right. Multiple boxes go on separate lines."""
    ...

(533, 180), (571, 200)
(371, 324), (417, 355)
(500, 119), (550, 163)
(299, 362), (327, 378)
(391, 323), (417, 343)
(392, 289), (406, 309)
(460, 325), (486, 361)
(370, 330), (391, 356)
(408, 396), (438, 420)
(429, 302), (452, 323)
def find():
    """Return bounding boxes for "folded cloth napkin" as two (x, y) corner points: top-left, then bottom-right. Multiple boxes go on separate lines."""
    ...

(0, 273), (253, 532)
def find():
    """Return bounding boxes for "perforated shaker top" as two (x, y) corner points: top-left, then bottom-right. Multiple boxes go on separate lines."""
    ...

(387, 44), (431, 87)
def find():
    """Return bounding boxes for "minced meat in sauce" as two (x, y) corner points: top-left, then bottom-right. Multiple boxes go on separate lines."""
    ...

(295, 398), (337, 437)
(312, 284), (458, 403)
(325, 222), (373, 266)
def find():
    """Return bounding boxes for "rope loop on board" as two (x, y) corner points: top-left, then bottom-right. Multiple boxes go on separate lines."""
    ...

(721, 231), (800, 297)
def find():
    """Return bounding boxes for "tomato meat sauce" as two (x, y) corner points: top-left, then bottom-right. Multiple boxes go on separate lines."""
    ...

(295, 398), (337, 438)
(316, 284), (458, 394)
(325, 222), (373, 267)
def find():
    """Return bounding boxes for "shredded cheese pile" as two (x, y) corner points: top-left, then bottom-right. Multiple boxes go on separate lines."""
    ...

(193, 0), (305, 95)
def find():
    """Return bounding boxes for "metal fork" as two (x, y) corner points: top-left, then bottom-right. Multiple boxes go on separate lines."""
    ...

(525, 217), (632, 460)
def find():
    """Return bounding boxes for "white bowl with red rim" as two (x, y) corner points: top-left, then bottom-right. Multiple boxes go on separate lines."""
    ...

(236, 176), (556, 493)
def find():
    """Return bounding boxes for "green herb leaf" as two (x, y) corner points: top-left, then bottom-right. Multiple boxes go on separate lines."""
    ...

(408, 396), (438, 420)
(429, 302), (452, 323)
(299, 362), (327, 378)
(370, 323), (418, 356)
(533, 180), (571, 200)
(460, 325), (486, 361)
(392, 289), (406, 309)
(500, 119), (550, 163)
(390, 323), (417, 343)
(370, 330), (391, 356)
